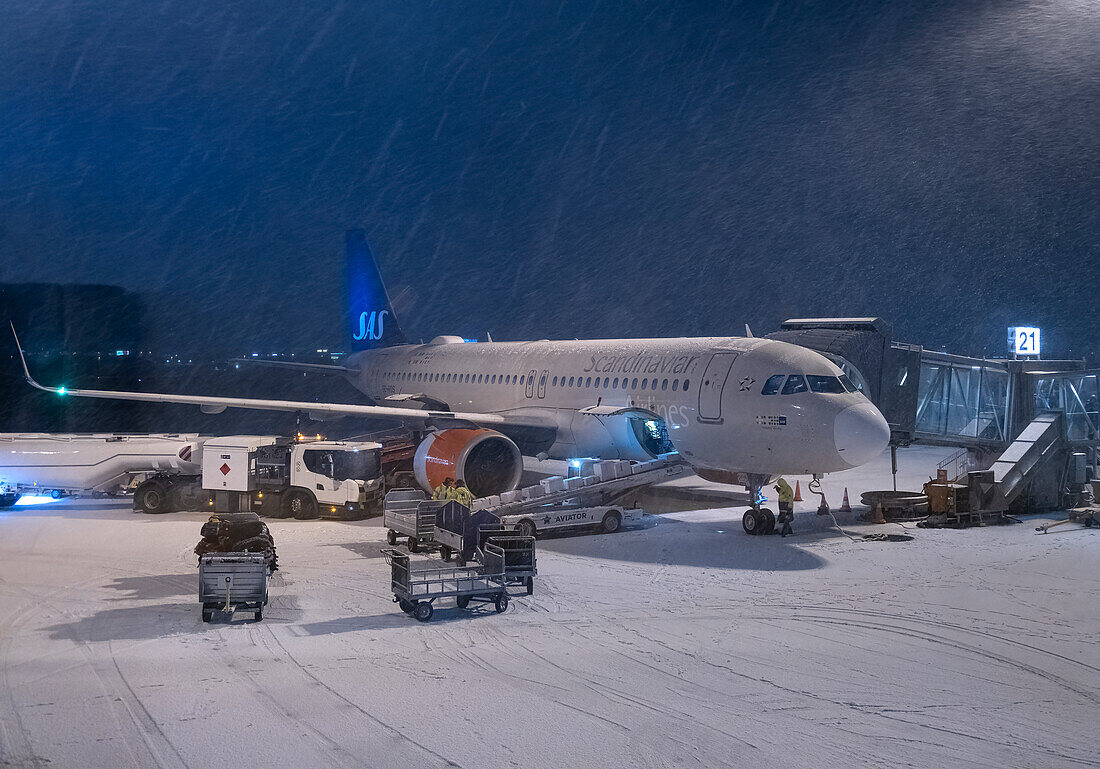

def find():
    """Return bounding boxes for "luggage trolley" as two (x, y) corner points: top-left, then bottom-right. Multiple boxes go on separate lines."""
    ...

(485, 534), (537, 595)
(381, 543), (509, 622)
(199, 553), (268, 622)
(383, 489), (443, 553)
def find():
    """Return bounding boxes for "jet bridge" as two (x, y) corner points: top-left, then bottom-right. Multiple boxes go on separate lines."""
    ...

(767, 319), (1100, 515)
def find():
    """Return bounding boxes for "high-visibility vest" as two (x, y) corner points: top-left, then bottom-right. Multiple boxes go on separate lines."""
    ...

(775, 478), (794, 503)
(432, 485), (452, 501)
(453, 487), (474, 507)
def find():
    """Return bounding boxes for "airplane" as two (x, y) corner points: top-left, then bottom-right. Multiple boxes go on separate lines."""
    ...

(12, 230), (891, 533)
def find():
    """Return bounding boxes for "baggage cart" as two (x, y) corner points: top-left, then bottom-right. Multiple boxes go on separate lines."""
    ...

(383, 489), (442, 553)
(433, 501), (504, 565)
(199, 553), (268, 622)
(484, 534), (536, 595)
(381, 543), (509, 622)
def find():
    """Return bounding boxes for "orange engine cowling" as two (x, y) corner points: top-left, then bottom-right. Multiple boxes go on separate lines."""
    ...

(413, 428), (523, 498)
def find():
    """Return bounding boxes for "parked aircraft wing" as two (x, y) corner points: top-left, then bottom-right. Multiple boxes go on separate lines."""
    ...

(10, 324), (554, 432)
(229, 358), (352, 374)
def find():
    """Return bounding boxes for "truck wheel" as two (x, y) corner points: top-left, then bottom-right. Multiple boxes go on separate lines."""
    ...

(254, 608), (263, 621)
(413, 602), (434, 622)
(601, 510), (622, 534)
(386, 530), (397, 545)
(285, 489), (318, 520)
(201, 606), (213, 623)
(408, 538), (420, 553)
(494, 594), (509, 613)
(456, 595), (470, 609)
(516, 519), (537, 539)
(440, 546), (452, 562)
(526, 576), (534, 595)
(135, 480), (168, 514)
(393, 472), (416, 489)
(398, 598), (414, 613)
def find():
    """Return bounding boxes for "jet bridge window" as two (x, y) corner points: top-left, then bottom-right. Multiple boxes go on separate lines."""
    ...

(807, 376), (846, 394)
(781, 375), (808, 395)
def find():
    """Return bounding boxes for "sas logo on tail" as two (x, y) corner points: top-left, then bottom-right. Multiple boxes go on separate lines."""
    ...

(353, 310), (388, 341)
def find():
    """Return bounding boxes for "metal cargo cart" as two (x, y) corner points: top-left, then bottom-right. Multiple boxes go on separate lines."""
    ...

(383, 489), (443, 553)
(199, 553), (268, 622)
(434, 501), (504, 565)
(484, 535), (536, 595)
(381, 543), (509, 622)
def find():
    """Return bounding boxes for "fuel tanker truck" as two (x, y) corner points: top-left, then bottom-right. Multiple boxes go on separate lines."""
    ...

(0, 433), (203, 505)
(0, 432), (420, 520)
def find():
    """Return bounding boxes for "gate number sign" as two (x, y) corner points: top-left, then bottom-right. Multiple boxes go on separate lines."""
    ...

(1008, 327), (1041, 357)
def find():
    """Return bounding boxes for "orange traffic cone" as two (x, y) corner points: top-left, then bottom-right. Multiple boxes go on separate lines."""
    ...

(840, 488), (852, 513)
(870, 503), (886, 524)
(793, 481), (803, 502)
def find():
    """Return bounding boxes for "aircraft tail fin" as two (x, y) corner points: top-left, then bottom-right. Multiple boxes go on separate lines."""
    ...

(346, 229), (408, 350)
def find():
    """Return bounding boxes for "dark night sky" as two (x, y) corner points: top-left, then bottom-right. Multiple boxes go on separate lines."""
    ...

(1, 0), (1097, 357)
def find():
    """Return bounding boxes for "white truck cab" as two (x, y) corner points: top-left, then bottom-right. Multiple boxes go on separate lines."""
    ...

(201, 436), (384, 519)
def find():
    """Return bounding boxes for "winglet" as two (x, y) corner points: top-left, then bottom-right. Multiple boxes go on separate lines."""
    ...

(744, 323), (754, 338)
(9, 323), (57, 394)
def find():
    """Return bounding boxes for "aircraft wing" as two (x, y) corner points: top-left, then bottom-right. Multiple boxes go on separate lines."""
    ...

(11, 325), (554, 432)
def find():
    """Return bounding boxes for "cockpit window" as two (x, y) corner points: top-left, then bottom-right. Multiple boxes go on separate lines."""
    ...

(807, 375), (846, 394)
(781, 375), (808, 395)
(761, 374), (785, 395)
(838, 374), (860, 393)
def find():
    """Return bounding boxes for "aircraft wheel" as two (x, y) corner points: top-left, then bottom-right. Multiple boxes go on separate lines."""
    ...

(742, 509), (761, 535)
(413, 602), (434, 622)
(759, 508), (776, 535)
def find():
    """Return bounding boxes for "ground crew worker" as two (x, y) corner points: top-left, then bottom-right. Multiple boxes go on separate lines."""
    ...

(452, 479), (474, 508)
(432, 477), (455, 501)
(775, 477), (795, 537)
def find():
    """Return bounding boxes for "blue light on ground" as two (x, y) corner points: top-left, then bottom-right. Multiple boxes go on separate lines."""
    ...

(13, 495), (58, 506)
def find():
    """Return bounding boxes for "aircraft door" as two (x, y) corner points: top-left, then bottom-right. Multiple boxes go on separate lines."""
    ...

(525, 370), (537, 399)
(697, 352), (739, 422)
(537, 369), (548, 399)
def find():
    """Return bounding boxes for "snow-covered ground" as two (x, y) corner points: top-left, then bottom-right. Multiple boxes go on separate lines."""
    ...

(1, 447), (1097, 768)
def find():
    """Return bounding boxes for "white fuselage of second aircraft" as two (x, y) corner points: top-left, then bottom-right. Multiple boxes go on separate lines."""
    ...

(344, 335), (890, 477)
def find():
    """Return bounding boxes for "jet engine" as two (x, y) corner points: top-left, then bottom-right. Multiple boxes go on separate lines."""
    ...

(413, 428), (523, 498)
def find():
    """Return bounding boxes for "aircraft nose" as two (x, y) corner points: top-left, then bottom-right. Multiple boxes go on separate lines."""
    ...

(834, 403), (890, 468)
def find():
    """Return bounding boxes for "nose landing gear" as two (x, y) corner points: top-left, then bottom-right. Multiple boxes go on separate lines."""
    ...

(742, 476), (776, 535)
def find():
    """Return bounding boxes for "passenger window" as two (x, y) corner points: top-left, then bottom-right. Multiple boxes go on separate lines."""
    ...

(552, 376), (558, 387)
(807, 375), (846, 394)
(672, 379), (679, 391)
(651, 378), (658, 390)
(683, 379), (690, 390)
(585, 377), (592, 387)
(782, 375), (808, 395)
(603, 377), (610, 388)
(632, 378), (639, 389)
(641, 379), (648, 390)
(661, 379), (668, 391)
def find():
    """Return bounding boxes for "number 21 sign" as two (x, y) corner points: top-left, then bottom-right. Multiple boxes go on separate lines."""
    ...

(1008, 327), (1041, 357)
